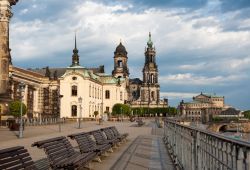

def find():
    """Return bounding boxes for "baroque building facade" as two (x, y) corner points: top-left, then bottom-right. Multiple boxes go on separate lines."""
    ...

(179, 92), (225, 123)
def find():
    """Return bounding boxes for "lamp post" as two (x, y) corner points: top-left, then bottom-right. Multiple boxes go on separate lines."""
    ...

(78, 97), (82, 129)
(19, 82), (25, 138)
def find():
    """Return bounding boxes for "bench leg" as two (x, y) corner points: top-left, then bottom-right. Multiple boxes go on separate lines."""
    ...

(94, 156), (102, 163)
(108, 148), (113, 153)
(102, 151), (109, 157)
(84, 162), (93, 170)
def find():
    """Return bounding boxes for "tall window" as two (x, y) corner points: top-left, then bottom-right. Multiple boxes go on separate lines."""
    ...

(120, 91), (123, 101)
(89, 85), (91, 97)
(105, 90), (110, 99)
(71, 105), (77, 117)
(71, 85), (77, 96)
(118, 60), (123, 67)
(151, 74), (154, 83)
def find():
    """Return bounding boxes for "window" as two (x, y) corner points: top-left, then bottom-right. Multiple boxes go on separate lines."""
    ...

(120, 91), (123, 101)
(106, 107), (110, 112)
(151, 91), (155, 101)
(71, 105), (77, 117)
(105, 90), (110, 99)
(71, 85), (77, 96)
(89, 85), (91, 97)
(151, 74), (154, 83)
(72, 77), (77, 80)
(118, 60), (123, 67)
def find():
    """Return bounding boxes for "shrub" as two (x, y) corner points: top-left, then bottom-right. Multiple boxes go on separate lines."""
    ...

(9, 101), (27, 117)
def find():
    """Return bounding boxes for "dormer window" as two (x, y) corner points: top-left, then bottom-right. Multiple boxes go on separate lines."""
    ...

(72, 77), (77, 80)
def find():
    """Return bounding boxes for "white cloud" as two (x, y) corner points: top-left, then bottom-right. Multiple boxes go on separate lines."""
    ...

(159, 73), (246, 85)
(19, 8), (28, 15)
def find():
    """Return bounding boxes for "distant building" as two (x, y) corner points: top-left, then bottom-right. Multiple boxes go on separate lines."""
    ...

(179, 92), (225, 123)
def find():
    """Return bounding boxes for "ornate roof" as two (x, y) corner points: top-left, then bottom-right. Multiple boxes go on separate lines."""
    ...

(114, 42), (127, 55)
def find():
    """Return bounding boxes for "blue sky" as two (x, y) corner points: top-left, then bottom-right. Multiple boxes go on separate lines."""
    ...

(10, 0), (250, 110)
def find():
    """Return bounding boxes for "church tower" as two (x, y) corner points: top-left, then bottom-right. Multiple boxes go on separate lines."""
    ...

(112, 41), (129, 78)
(141, 32), (160, 104)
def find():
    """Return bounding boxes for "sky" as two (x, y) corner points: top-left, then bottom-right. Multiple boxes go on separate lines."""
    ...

(10, 0), (250, 110)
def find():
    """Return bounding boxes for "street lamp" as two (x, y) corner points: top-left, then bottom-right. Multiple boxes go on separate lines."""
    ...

(78, 97), (82, 129)
(19, 82), (25, 138)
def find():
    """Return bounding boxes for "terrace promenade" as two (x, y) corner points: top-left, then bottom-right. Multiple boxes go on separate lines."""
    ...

(0, 119), (175, 170)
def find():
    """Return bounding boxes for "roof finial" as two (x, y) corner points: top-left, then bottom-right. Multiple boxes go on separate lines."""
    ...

(120, 38), (122, 44)
(147, 32), (153, 48)
(74, 30), (77, 50)
(71, 30), (80, 67)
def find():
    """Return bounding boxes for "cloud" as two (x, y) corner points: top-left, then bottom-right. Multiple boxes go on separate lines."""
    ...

(220, 0), (250, 12)
(159, 73), (246, 86)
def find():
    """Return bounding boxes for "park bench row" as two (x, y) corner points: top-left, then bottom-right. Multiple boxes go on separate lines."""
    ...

(0, 126), (128, 170)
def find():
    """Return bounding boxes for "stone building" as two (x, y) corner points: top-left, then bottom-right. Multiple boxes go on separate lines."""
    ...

(0, 0), (18, 117)
(59, 38), (127, 118)
(179, 92), (225, 123)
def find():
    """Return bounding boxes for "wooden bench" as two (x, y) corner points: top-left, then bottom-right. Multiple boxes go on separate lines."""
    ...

(90, 130), (117, 147)
(68, 132), (111, 157)
(0, 146), (37, 170)
(101, 127), (121, 144)
(32, 136), (97, 169)
(110, 126), (129, 141)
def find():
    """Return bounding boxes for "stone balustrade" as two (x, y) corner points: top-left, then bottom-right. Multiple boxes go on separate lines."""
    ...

(164, 119), (250, 170)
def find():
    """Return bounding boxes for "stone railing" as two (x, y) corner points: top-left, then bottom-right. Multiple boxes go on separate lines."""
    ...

(164, 119), (250, 170)
(18, 118), (64, 126)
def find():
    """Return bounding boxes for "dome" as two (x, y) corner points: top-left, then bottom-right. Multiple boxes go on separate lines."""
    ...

(114, 42), (127, 55)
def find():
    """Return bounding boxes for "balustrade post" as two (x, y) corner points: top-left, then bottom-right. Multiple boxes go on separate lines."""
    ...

(191, 130), (197, 170)
(246, 149), (250, 170)
(222, 142), (227, 169)
(237, 147), (244, 170)
(196, 131), (201, 170)
(232, 145), (237, 170)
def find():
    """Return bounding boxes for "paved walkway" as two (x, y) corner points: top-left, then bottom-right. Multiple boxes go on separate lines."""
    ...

(110, 135), (175, 170)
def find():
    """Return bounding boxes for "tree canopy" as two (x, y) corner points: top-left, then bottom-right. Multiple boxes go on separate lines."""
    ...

(112, 104), (131, 116)
(243, 110), (250, 119)
(131, 107), (177, 116)
(9, 101), (27, 117)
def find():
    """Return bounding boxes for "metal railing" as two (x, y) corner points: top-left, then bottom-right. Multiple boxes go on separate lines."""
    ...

(164, 119), (250, 170)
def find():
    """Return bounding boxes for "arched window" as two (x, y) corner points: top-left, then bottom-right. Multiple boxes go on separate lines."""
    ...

(71, 85), (77, 96)
(151, 91), (155, 101)
(118, 60), (123, 67)
(151, 74), (154, 83)
(105, 90), (110, 99)
(71, 105), (77, 117)
(89, 85), (91, 97)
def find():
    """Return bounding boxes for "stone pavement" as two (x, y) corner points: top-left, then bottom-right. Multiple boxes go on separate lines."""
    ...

(0, 119), (175, 170)
(110, 135), (175, 170)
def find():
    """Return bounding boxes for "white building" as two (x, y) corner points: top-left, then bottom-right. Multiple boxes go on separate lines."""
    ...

(59, 38), (127, 118)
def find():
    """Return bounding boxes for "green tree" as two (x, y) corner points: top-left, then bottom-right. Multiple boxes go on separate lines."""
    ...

(112, 104), (131, 116)
(243, 110), (250, 119)
(9, 101), (27, 117)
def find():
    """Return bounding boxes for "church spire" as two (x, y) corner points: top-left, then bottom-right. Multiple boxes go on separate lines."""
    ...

(71, 33), (80, 66)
